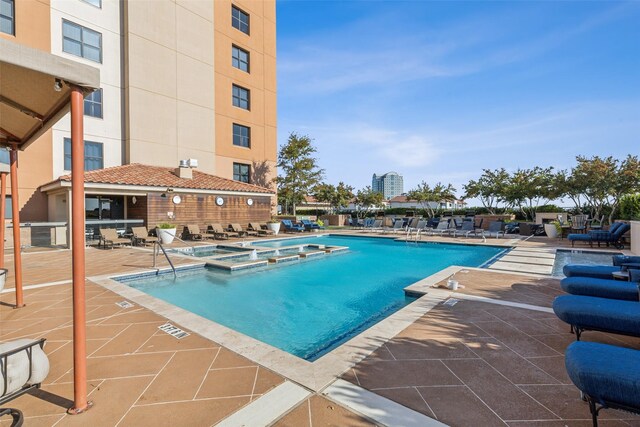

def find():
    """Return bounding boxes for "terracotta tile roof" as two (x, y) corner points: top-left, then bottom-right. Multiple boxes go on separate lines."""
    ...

(46, 163), (274, 194)
(389, 195), (411, 202)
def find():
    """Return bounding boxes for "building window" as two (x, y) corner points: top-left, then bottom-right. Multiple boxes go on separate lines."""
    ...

(62, 20), (102, 63)
(81, 0), (101, 7)
(0, 148), (9, 164)
(232, 45), (250, 72)
(232, 123), (250, 148)
(85, 195), (123, 220)
(64, 138), (104, 171)
(231, 5), (249, 35)
(84, 89), (103, 118)
(233, 163), (250, 183)
(232, 84), (250, 110)
(0, 0), (14, 35)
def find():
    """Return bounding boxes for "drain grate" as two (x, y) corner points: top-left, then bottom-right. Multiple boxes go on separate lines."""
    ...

(158, 322), (190, 339)
(442, 298), (459, 307)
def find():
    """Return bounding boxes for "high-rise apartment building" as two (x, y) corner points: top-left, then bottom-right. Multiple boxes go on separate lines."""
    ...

(0, 0), (276, 222)
(372, 171), (403, 200)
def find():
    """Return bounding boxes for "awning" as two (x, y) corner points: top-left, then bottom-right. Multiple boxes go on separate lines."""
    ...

(0, 37), (100, 150)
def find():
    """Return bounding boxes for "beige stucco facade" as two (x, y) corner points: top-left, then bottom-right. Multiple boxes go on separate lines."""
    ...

(2, 0), (277, 222)
(123, 0), (217, 173)
(214, 0), (277, 190)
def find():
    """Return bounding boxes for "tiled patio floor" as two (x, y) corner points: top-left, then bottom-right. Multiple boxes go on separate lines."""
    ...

(343, 270), (640, 426)
(0, 233), (634, 426)
(0, 244), (371, 426)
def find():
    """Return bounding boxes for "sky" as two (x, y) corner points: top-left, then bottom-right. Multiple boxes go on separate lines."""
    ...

(275, 0), (640, 199)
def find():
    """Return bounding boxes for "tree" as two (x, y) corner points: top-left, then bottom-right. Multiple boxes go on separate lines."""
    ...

(275, 132), (324, 215)
(354, 186), (384, 218)
(463, 168), (509, 214)
(406, 181), (457, 218)
(500, 167), (560, 221)
(568, 155), (640, 223)
(314, 182), (354, 214)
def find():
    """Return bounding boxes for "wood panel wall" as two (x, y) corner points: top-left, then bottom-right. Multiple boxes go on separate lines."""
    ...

(144, 193), (271, 229)
(126, 196), (148, 223)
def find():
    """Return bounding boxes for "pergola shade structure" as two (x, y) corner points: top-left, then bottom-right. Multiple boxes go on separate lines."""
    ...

(0, 37), (99, 413)
(0, 38), (99, 148)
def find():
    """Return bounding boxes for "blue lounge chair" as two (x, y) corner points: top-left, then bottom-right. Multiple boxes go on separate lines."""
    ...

(553, 294), (640, 340)
(560, 270), (640, 301)
(568, 222), (630, 249)
(563, 255), (640, 279)
(281, 219), (304, 233)
(300, 219), (325, 231)
(565, 341), (640, 426)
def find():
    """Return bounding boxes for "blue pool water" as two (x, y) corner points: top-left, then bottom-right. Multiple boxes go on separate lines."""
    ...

(551, 249), (621, 277)
(126, 236), (505, 360)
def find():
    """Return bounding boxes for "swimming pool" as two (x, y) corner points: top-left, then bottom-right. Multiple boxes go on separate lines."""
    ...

(552, 249), (621, 276)
(125, 236), (505, 360)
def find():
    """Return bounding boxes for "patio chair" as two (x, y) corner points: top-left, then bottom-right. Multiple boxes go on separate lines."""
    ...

(570, 214), (589, 234)
(99, 228), (132, 249)
(563, 255), (640, 280)
(428, 218), (451, 236)
(281, 219), (304, 233)
(131, 226), (159, 247)
(565, 341), (640, 427)
(365, 219), (383, 231)
(560, 269), (640, 301)
(248, 222), (274, 236)
(453, 220), (481, 238)
(553, 294), (640, 340)
(184, 224), (204, 241)
(483, 221), (505, 239)
(207, 223), (237, 239)
(568, 222), (630, 249)
(230, 223), (257, 237)
(300, 219), (325, 231)
(383, 218), (405, 234)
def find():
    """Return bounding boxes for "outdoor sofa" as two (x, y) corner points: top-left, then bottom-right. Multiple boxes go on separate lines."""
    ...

(281, 219), (304, 233)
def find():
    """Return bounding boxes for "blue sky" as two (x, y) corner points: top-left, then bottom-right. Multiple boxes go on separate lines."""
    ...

(276, 1), (640, 198)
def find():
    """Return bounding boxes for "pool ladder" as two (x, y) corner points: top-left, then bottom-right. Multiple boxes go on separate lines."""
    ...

(153, 241), (177, 278)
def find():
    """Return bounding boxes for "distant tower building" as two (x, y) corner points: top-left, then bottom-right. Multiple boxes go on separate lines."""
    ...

(372, 171), (404, 200)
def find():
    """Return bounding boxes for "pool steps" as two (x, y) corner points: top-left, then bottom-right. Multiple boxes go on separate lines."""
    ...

(173, 243), (349, 271)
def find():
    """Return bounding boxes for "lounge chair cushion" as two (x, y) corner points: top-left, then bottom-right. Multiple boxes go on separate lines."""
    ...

(553, 295), (640, 337)
(0, 339), (49, 395)
(560, 276), (639, 301)
(562, 264), (620, 280)
(565, 341), (640, 409)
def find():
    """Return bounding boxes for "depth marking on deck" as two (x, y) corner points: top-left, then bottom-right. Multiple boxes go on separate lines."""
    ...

(115, 301), (134, 309)
(158, 322), (190, 339)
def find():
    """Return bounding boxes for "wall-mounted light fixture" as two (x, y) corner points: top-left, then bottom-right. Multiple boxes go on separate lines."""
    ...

(54, 78), (63, 92)
(132, 196), (137, 204)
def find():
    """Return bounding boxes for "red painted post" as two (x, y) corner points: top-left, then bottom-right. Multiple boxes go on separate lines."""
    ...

(68, 86), (91, 414)
(9, 146), (23, 308)
(0, 172), (6, 269)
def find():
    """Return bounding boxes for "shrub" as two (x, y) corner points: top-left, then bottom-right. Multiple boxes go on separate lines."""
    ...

(157, 223), (175, 229)
(619, 194), (640, 220)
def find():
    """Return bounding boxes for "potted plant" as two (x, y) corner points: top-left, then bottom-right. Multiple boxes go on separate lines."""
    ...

(266, 219), (281, 235)
(544, 220), (562, 238)
(156, 223), (177, 244)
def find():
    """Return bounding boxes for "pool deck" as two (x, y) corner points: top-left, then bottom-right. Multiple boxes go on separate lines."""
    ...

(0, 231), (637, 426)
